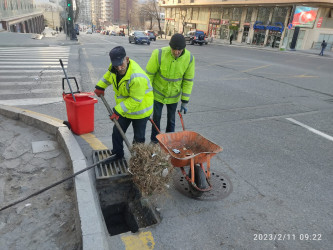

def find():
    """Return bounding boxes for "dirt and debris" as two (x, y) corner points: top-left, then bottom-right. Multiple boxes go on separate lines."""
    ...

(129, 143), (174, 196)
(0, 115), (81, 249)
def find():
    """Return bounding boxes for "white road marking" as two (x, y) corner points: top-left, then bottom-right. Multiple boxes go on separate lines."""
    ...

(0, 97), (63, 106)
(286, 118), (333, 142)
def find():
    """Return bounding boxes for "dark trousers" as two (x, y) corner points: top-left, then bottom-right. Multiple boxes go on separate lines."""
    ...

(112, 115), (149, 157)
(319, 47), (325, 56)
(151, 100), (178, 143)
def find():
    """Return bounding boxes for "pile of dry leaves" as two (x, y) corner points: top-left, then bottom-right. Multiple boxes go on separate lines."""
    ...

(129, 143), (174, 196)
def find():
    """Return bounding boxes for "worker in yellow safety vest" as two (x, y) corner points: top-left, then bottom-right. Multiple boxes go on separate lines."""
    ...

(94, 46), (154, 159)
(146, 33), (195, 143)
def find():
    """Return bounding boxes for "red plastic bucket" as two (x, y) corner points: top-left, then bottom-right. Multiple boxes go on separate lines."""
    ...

(63, 92), (98, 135)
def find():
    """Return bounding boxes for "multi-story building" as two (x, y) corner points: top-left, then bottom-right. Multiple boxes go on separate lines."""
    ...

(101, 0), (113, 26)
(78, 0), (92, 25)
(161, 0), (333, 50)
(89, 0), (137, 30)
(113, 0), (137, 25)
(0, 0), (44, 33)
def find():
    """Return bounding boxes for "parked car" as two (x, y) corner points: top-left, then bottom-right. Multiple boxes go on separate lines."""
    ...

(185, 30), (208, 45)
(86, 29), (92, 34)
(110, 31), (116, 36)
(129, 31), (150, 45)
(145, 30), (156, 41)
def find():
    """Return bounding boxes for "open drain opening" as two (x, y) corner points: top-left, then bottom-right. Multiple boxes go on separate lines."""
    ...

(102, 203), (138, 236)
(98, 181), (159, 236)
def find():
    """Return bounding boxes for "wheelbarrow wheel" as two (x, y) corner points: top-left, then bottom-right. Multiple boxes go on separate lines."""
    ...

(188, 164), (206, 197)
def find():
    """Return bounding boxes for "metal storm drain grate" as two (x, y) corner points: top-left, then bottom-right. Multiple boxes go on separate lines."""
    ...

(172, 168), (233, 201)
(93, 150), (129, 180)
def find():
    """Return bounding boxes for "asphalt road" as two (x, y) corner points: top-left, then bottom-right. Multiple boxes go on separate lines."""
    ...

(2, 33), (332, 249)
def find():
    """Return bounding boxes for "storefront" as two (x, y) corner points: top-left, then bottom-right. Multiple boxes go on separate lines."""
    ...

(252, 22), (266, 45)
(229, 21), (240, 40)
(220, 19), (229, 39)
(252, 21), (284, 47)
(242, 23), (251, 43)
(208, 18), (220, 37)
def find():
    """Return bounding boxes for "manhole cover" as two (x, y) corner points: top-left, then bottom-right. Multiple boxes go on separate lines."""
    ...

(93, 149), (129, 180)
(172, 168), (233, 201)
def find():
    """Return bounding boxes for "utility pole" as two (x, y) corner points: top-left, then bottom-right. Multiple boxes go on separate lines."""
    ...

(67, 0), (77, 40)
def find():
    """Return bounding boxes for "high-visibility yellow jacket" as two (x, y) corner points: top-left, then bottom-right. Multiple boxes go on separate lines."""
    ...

(145, 46), (195, 104)
(96, 59), (153, 119)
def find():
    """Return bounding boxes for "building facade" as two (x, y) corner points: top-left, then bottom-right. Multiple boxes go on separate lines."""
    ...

(87, 0), (138, 30)
(161, 0), (333, 50)
(0, 0), (44, 33)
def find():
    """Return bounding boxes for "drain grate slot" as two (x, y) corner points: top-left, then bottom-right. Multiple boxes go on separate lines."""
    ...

(93, 150), (129, 180)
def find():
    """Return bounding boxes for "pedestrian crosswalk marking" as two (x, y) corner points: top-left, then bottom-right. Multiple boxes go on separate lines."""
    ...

(0, 46), (71, 106)
(0, 97), (63, 106)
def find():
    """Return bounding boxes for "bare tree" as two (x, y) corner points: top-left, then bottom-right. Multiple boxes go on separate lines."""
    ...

(139, 0), (164, 37)
(179, 7), (191, 34)
(140, 2), (154, 29)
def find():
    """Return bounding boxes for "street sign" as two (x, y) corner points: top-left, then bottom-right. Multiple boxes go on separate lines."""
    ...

(288, 23), (293, 29)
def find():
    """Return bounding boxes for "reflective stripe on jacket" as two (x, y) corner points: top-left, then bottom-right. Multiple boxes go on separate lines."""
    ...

(96, 59), (154, 119)
(145, 46), (195, 104)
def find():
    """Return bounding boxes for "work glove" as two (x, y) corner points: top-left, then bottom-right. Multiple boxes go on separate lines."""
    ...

(94, 88), (105, 97)
(180, 102), (188, 114)
(110, 108), (120, 120)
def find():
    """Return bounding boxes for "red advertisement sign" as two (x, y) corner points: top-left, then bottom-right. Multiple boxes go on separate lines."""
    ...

(209, 18), (220, 25)
(317, 17), (323, 28)
(221, 19), (229, 25)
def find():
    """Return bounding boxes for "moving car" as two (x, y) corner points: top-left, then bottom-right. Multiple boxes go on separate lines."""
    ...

(145, 30), (156, 41)
(129, 31), (150, 45)
(185, 30), (208, 45)
(86, 29), (92, 34)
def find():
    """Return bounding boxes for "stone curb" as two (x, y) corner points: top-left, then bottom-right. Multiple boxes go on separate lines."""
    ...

(0, 105), (109, 250)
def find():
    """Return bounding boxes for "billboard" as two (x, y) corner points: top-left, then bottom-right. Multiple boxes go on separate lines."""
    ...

(292, 6), (318, 28)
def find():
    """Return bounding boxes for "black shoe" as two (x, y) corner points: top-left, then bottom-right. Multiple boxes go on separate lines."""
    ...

(111, 150), (124, 160)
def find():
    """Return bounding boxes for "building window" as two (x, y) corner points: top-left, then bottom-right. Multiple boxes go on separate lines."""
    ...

(191, 0), (194, 3)
(257, 7), (271, 24)
(232, 8), (242, 21)
(245, 8), (253, 23)
(271, 7), (289, 24)
(222, 8), (231, 20)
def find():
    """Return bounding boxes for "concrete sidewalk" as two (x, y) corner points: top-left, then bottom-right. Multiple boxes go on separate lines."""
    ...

(211, 37), (333, 58)
(0, 30), (79, 47)
(0, 105), (108, 250)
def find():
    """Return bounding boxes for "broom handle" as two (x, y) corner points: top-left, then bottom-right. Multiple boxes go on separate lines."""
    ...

(100, 96), (132, 151)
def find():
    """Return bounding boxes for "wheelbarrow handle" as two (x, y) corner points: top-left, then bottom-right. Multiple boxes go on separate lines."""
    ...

(177, 111), (185, 131)
(149, 118), (161, 134)
(100, 96), (132, 151)
(150, 111), (186, 134)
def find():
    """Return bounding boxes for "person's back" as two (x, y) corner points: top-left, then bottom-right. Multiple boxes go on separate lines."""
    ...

(322, 40), (327, 48)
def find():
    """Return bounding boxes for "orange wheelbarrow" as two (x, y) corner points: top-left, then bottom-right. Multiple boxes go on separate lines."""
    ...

(150, 111), (222, 196)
